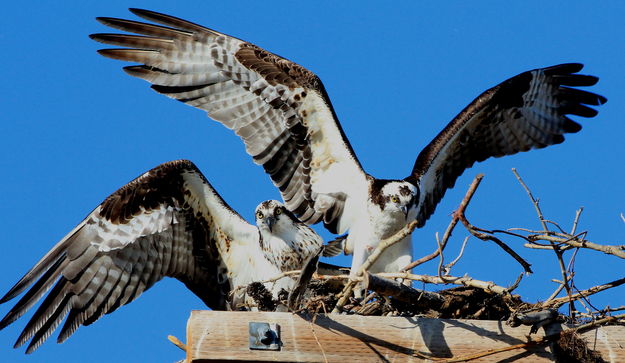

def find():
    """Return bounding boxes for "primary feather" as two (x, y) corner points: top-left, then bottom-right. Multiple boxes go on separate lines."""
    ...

(0, 160), (323, 353)
(91, 8), (606, 284)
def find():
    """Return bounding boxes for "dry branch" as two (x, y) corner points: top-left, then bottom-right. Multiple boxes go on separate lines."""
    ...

(332, 220), (419, 313)
(458, 215), (533, 273)
(531, 234), (625, 259)
(363, 273), (445, 307)
(541, 276), (625, 309)
(167, 335), (186, 352)
(402, 174), (484, 272)
(377, 272), (512, 295)
(316, 272), (513, 295)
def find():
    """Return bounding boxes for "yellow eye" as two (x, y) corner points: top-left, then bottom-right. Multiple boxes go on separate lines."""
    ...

(391, 196), (400, 203)
(275, 208), (282, 215)
(256, 211), (264, 219)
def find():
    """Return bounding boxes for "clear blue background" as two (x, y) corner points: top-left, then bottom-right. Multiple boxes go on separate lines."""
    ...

(1, 2), (623, 362)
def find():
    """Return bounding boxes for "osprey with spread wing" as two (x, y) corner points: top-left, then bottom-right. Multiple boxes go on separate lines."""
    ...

(0, 160), (325, 353)
(91, 8), (607, 280)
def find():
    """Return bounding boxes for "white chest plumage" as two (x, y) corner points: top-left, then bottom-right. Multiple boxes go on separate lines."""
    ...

(347, 202), (414, 276)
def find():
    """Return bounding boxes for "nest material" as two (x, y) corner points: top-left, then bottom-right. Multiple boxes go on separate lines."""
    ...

(245, 279), (609, 362)
(247, 279), (524, 319)
(552, 330), (607, 363)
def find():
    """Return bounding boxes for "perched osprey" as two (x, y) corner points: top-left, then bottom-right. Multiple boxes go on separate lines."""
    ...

(91, 9), (606, 280)
(0, 160), (324, 353)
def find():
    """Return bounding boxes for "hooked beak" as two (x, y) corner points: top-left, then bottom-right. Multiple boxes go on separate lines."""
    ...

(265, 216), (276, 232)
(400, 205), (408, 219)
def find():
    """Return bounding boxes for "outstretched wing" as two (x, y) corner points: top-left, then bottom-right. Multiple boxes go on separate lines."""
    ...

(407, 63), (606, 227)
(0, 160), (257, 353)
(90, 8), (368, 234)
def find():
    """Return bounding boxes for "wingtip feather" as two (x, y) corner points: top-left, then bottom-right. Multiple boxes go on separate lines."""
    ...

(544, 63), (584, 75)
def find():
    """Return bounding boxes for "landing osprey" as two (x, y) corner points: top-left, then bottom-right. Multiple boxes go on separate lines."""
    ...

(0, 160), (324, 353)
(91, 9), (606, 278)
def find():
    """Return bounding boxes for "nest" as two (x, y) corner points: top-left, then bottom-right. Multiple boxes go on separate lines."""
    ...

(244, 278), (610, 362)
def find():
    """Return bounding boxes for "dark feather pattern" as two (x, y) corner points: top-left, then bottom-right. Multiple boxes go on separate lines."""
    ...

(0, 160), (251, 352)
(407, 63), (606, 227)
(89, 9), (606, 289)
(91, 8), (366, 234)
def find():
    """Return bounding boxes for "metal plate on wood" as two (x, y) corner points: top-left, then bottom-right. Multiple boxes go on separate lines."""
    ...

(249, 322), (280, 351)
(188, 311), (625, 362)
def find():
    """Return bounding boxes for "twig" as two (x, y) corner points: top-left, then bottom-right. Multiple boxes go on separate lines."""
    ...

(524, 243), (558, 250)
(458, 214), (533, 274)
(309, 315), (329, 363)
(512, 168), (548, 231)
(317, 272), (513, 295)
(573, 313), (625, 332)
(436, 235), (449, 282)
(507, 272), (525, 293)
(402, 174), (484, 272)
(532, 234), (625, 259)
(512, 168), (575, 316)
(597, 305), (625, 314)
(401, 247), (440, 271)
(363, 273), (445, 306)
(546, 283), (566, 303)
(544, 220), (567, 234)
(541, 276), (625, 309)
(167, 335), (186, 352)
(444, 237), (469, 274)
(553, 244), (575, 318)
(571, 208), (583, 235)
(376, 273), (511, 295)
(332, 221), (419, 313)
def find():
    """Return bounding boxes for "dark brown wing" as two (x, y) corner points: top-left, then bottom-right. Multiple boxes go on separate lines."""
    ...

(90, 9), (369, 235)
(0, 160), (258, 353)
(407, 63), (606, 227)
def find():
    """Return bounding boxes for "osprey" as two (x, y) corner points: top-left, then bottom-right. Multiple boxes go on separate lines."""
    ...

(91, 9), (606, 280)
(0, 160), (325, 353)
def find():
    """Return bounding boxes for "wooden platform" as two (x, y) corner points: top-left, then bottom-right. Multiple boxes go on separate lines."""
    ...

(185, 311), (624, 362)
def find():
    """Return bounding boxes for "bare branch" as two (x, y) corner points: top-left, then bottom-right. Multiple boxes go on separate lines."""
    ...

(573, 313), (625, 333)
(402, 174), (484, 272)
(458, 213), (533, 273)
(332, 221), (419, 313)
(167, 335), (186, 352)
(507, 272), (525, 293)
(532, 234), (625, 259)
(512, 168), (548, 231)
(571, 208), (583, 235)
(317, 272), (512, 295)
(541, 276), (625, 309)
(401, 247), (441, 271)
(444, 236), (469, 274)
(376, 272), (511, 295)
(363, 273), (445, 306)
(597, 305), (625, 314)
(512, 168), (576, 316)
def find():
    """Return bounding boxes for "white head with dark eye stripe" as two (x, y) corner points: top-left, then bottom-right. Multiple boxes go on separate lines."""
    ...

(254, 199), (323, 272)
(255, 200), (291, 234)
(369, 180), (418, 228)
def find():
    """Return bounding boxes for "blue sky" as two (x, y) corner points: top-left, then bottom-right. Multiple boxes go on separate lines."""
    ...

(1, 2), (623, 362)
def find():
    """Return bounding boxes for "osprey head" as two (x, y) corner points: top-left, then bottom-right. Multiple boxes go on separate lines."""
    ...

(255, 200), (293, 234)
(370, 180), (418, 222)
